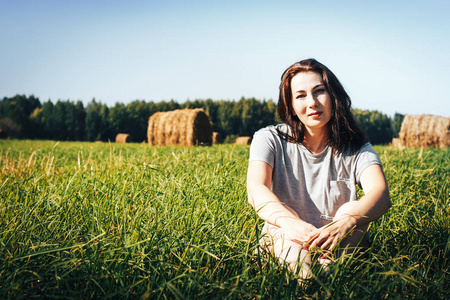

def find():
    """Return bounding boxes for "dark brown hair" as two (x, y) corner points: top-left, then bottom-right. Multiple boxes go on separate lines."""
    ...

(277, 58), (367, 154)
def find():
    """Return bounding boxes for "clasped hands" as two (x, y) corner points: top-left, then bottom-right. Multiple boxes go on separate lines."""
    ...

(284, 215), (357, 253)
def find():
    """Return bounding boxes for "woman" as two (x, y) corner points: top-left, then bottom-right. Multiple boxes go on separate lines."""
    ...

(247, 58), (391, 278)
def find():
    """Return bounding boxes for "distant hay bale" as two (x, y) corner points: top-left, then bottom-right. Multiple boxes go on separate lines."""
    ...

(147, 108), (212, 146)
(396, 114), (450, 148)
(115, 133), (133, 143)
(235, 136), (252, 145)
(390, 138), (403, 149)
(94, 141), (103, 143)
(212, 132), (222, 144)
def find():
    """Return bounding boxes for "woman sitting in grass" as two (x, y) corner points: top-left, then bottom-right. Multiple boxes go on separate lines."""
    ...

(247, 58), (392, 279)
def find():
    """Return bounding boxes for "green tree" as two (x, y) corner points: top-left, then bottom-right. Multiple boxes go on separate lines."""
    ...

(29, 107), (45, 139)
(108, 103), (128, 141)
(353, 109), (393, 144)
(215, 100), (236, 139)
(244, 98), (277, 136)
(86, 99), (110, 141)
(74, 101), (86, 141)
(126, 100), (151, 142)
(155, 100), (180, 112)
(41, 101), (57, 139)
(56, 100), (72, 140)
(391, 113), (405, 138)
(0, 95), (41, 138)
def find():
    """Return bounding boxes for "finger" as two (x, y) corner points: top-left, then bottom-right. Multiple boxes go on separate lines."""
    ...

(309, 242), (319, 250)
(306, 228), (318, 238)
(318, 237), (334, 250)
(328, 239), (339, 251)
(319, 250), (332, 260)
(305, 232), (319, 243)
(309, 234), (328, 249)
(302, 239), (313, 250)
(291, 238), (303, 245)
(303, 233), (319, 250)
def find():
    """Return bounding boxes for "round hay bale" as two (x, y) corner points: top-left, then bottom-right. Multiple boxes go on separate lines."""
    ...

(397, 114), (450, 148)
(115, 133), (133, 143)
(147, 108), (212, 146)
(212, 132), (222, 144)
(235, 136), (252, 145)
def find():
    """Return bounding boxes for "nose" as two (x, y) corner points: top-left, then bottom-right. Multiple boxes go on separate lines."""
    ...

(307, 94), (318, 107)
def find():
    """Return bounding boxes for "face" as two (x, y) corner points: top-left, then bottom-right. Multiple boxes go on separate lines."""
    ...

(290, 71), (332, 136)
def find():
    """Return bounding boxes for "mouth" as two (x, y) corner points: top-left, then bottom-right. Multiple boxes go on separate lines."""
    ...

(308, 111), (322, 117)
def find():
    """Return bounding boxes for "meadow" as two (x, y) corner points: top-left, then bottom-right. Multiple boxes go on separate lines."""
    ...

(0, 140), (448, 299)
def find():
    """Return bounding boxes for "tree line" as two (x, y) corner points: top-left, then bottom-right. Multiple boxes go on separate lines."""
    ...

(0, 95), (404, 144)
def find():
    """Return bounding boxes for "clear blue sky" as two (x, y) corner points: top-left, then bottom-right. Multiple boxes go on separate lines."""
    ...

(1, 0), (449, 117)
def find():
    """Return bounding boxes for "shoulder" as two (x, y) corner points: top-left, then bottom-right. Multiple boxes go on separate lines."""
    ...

(249, 124), (288, 166)
(339, 142), (377, 157)
(350, 143), (382, 184)
(251, 124), (282, 149)
(252, 124), (287, 143)
(337, 142), (381, 169)
(356, 142), (380, 158)
(254, 124), (286, 136)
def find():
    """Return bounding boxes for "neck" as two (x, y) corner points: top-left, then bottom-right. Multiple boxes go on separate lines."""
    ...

(302, 130), (329, 154)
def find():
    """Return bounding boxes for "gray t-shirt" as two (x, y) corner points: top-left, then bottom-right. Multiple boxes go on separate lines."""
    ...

(249, 124), (382, 228)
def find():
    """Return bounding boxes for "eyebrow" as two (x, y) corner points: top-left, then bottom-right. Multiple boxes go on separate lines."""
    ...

(293, 84), (325, 94)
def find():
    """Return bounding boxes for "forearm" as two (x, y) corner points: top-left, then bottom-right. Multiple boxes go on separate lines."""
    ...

(247, 160), (317, 243)
(338, 164), (392, 226)
(247, 183), (317, 244)
(247, 184), (300, 227)
(345, 189), (391, 226)
(308, 165), (392, 251)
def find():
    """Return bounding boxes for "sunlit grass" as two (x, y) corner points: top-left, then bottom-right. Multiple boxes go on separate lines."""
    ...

(0, 140), (448, 299)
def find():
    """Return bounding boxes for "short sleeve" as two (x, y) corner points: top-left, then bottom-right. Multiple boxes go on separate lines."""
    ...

(354, 143), (382, 184)
(249, 127), (277, 168)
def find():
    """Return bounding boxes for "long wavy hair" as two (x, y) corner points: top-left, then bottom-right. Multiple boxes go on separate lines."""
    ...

(277, 58), (367, 154)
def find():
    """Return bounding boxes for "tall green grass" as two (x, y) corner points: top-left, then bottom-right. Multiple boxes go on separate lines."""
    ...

(0, 140), (448, 299)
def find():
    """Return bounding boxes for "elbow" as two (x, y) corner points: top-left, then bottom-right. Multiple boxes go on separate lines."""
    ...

(386, 195), (392, 209)
(384, 198), (392, 212)
(247, 193), (254, 207)
(386, 197), (392, 210)
(383, 189), (392, 211)
(377, 177), (392, 212)
(246, 184), (256, 207)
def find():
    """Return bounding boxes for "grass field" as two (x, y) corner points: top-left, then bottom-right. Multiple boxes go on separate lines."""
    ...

(0, 140), (448, 299)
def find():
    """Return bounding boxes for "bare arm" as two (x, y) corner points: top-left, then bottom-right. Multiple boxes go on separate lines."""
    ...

(247, 160), (317, 244)
(308, 164), (392, 250)
(342, 164), (392, 225)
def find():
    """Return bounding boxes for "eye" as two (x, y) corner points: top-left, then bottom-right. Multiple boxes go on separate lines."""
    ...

(295, 94), (306, 99)
(314, 88), (326, 95)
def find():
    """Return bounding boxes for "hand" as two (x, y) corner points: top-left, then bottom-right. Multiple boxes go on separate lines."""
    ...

(306, 215), (357, 251)
(276, 216), (318, 245)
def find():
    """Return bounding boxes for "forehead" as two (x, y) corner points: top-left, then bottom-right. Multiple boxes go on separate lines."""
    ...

(291, 72), (324, 91)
